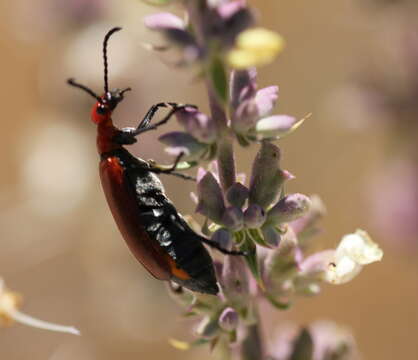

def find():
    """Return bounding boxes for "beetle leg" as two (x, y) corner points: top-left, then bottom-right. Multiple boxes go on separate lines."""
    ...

(199, 238), (246, 256)
(148, 152), (197, 182)
(132, 103), (198, 136)
(136, 102), (170, 131)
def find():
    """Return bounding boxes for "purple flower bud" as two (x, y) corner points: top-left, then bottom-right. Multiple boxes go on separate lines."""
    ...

(196, 167), (207, 182)
(268, 194), (311, 224)
(222, 206), (244, 230)
(144, 13), (200, 59)
(211, 228), (233, 251)
(144, 13), (185, 30)
(226, 182), (249, 208)
(195, 316), (220, 339)
(163, 28), (199, 49)
(196, 171), (225, 223)
(204, 2), (254, 48)
(159, 131), (207, 161)
(244, 204), (266, 228)
(232, 99), (259, 133)
(255, 115), (301, 138)
(217, 0), (246, 19)
(230, 68), (257, 109)
(249, 141), (290, 209)
(218, 307), (239, 332)
(232, 86), (280, 134)
(176, 107), (217, 144)
(290, 195), (326, 236)
(261, 225), (282, 247)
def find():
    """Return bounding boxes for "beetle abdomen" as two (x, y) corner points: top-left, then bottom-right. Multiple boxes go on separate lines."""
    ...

(100, 149), (219, 294)
(100, 155), (172, 280)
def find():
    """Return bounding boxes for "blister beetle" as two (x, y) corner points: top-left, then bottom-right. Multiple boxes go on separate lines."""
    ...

(67, 27), (242, 295)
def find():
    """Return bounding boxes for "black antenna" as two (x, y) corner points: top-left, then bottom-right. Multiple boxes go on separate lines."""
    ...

(67, 78), (101, 102)
(103, 27), (122, 95)
(120, 87), (132, 96)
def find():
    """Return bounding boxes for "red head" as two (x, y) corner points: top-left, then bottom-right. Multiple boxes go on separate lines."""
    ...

(67, 27), (131, 126)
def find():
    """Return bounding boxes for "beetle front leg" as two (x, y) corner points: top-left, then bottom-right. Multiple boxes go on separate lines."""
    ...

(130, 102), (198, 137)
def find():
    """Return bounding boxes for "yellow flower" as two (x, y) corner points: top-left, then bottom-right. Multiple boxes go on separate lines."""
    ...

(227, 28), (285, 69)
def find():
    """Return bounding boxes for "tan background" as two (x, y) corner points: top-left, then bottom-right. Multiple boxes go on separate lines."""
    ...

(0, 0), (417, 359)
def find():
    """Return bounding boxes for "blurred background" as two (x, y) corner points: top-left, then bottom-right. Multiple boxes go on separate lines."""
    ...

(0, 0), (417, 359)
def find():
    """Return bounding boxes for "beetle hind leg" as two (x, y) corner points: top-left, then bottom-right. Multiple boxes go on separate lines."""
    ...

(199, 237), (246, 256)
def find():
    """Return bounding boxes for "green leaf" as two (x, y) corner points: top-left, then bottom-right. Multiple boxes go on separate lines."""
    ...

(175, 161), (198, 170)
(241, 233), (265, 290)
(191, 338), (211, 347)
(264, 292), (292, 310)
(247, 228), (273, 248)
(209, 57), (228, 104)
(290, 328), (313, 360)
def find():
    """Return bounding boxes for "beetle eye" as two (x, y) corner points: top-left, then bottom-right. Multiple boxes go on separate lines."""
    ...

(96, 103), (107, 115)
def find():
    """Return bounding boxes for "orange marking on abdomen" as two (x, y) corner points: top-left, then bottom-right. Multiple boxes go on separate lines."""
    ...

(166, 255), (191, 281)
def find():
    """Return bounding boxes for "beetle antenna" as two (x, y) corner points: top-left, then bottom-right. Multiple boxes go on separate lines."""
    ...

(120, 87), (132, 96)
(67, 78), (101, 102)
(103, 27), (122, 95)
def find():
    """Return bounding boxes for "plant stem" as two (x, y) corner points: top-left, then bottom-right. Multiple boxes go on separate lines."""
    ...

(206, 86), (236, 191)
(241, 303), (265, 360)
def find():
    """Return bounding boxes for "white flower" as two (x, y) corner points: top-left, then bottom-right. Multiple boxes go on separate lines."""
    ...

(0, 279), (80, 335)
(325, 230), (383, 285)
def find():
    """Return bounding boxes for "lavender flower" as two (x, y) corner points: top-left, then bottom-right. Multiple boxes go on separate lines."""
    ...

(144, 0), (255, 65)
(142, 0), (383, 358)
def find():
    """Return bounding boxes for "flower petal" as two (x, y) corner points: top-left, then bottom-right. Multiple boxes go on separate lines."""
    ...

(144, 12), (185, 30)
(268, 193), (311, 224)
(218, 307), (239, 331)
(159, 131), (207, 161)
(255, 115), (303, 138)
(255, 86), (279, 118)
(176, 107), (217, 144)
(228, 28), (285, 69)
(335, 230), (383, 265)
(325, 256), (363, 285)
(230, 68), (257, 110)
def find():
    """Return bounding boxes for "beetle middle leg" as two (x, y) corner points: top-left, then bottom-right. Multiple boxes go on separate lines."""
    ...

(148, 152), (196, 182)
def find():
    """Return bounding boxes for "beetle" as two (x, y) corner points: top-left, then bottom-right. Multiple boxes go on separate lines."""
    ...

(67, 27), (242, 295)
